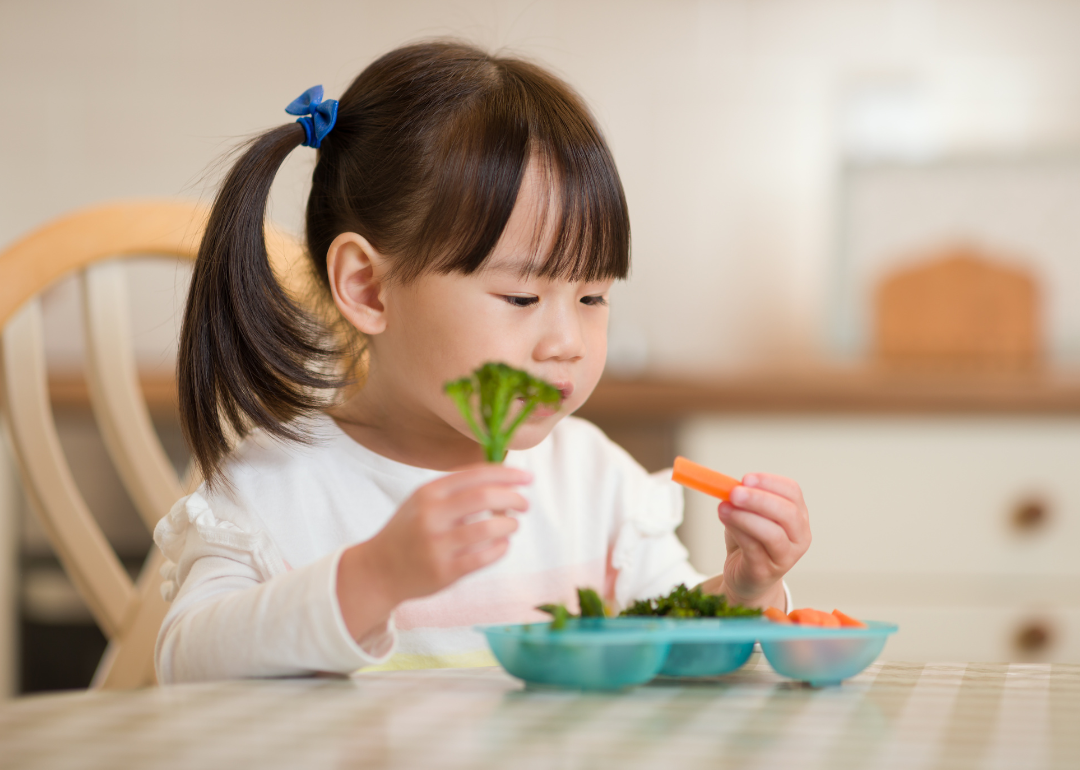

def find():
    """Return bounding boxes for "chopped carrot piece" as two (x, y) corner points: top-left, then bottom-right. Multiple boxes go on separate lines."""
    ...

(788, 608), (840, 627)
(763, 607), (791, 624)
(787, 608), (821, 625)
(672, 456), (740, 501)
(819, 613), (841, 628)
(832, 609), (868, 628)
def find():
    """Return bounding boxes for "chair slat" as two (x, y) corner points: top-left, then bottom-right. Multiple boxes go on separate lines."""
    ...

(0, 200), (308, 331)
(0, 202), (208, 331)
(92, 548), (169, 689)
(82, 262), (184, 531)
(0, 300), (134, 637)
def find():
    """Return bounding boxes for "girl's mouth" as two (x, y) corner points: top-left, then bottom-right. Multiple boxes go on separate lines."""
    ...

(529, 402), (561, 419)
(520, 382), (572, 418)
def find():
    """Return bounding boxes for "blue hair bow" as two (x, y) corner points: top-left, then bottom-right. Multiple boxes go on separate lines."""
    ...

(285, 85), (338, 149)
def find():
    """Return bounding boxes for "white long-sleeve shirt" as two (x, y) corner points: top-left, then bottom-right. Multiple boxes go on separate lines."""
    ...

(155, 414), (715, 683)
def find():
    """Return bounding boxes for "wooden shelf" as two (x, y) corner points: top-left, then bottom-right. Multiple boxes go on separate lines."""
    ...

(44, 366), (1080, 422)
(577, 366), (1080, 419)
(47, 373), (178, 417)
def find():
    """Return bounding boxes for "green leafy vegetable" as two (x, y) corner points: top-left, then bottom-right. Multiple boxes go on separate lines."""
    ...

(444, 362), (562, 463)
(536, 603), (572, 629)
(535, 588), (610, 629)
(619, 583), (762, 619)
(577, 588), (606, 618)
(537, 584), (760, 630)
(536, 602), (570, 628)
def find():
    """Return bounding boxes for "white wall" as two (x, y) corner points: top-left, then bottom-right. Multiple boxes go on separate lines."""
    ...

(4, 0), (1080, 373)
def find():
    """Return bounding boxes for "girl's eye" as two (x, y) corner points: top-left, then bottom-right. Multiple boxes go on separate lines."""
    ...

(503, 295), (539, 308)
(580, 295), (608, 307)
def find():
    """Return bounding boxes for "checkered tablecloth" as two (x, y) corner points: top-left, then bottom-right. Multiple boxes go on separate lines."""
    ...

(2, 657), (1078, 769)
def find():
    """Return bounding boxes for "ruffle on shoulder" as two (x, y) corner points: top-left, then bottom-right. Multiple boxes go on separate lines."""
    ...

(155, 492), (290, 602)
(610, 468), (687, 607)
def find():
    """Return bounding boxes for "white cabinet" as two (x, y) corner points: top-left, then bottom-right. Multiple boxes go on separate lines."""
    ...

(677, 415), (1080, 663)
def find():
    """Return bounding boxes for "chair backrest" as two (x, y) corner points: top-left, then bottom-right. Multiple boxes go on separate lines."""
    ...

(0, 200), (306, 688)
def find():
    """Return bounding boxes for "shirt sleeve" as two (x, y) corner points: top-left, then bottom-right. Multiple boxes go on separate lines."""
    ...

(154, 493), (396, 683)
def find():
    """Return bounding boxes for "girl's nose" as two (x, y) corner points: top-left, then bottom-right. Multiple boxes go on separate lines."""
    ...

(534, 309), (586, 362)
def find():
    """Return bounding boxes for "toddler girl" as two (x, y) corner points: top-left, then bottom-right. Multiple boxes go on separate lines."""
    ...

(155, 41), (811, 682)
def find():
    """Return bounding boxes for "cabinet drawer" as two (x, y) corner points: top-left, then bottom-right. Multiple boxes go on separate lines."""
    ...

(782, 573), (1080, 662)
(841, 606), (1079, 663)
(677, 416), (1080, 577)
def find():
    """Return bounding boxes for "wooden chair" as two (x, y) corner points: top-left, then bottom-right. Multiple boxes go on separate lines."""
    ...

(0, 201), (306, 688)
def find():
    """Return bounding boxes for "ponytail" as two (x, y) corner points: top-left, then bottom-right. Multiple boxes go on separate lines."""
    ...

(179, 124), (346, 488)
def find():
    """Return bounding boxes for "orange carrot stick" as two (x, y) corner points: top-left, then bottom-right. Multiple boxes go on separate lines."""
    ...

(672, 456), (740, 501)
(763, 607), (791, 624)
(832, 609), (868, 628)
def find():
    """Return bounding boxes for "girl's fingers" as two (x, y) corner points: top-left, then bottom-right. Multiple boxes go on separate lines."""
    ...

(453, 537), (512, 577)
(718, 504), (792, 567)
(720, 519), (772, 573)
(740, 473), (804, 505)
(440, 487), (530, 524)
(446, 515), (520, 552)
(726, 489), (804, 544)
(424, 464), (533, 498)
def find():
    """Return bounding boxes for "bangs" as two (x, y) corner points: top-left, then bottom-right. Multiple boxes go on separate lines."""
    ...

(394, 55), (630, 284)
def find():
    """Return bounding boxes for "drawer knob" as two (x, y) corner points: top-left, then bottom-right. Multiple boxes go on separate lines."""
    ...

(1014, 621), (1053, 653)
(1011, 499), (1048, 532)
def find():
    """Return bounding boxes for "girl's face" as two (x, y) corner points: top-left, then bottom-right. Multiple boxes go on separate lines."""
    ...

(340, 161), (614, 458)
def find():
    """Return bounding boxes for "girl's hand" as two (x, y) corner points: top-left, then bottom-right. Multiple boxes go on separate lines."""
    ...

(713, 474), (811, 609)
(336, 464), (531, 642)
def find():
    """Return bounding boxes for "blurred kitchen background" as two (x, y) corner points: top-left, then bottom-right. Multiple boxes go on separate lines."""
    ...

(3, 0), (1080, 695)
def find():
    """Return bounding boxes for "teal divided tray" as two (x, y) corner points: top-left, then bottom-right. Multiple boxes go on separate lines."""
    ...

(481, 618), (672, 690)
(479, 617), (898, 690)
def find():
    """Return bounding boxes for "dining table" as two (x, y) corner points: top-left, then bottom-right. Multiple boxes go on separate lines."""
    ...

(1, 655), (1078, 769)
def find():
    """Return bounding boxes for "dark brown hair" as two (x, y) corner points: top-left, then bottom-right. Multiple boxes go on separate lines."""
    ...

(180, 41), (631, 487)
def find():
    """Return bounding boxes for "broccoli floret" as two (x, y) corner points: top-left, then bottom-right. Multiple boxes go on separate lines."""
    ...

(444, 362), (562, 463)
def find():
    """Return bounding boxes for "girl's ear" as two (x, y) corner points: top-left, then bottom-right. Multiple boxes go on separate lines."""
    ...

(326, 232), (389, 335)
